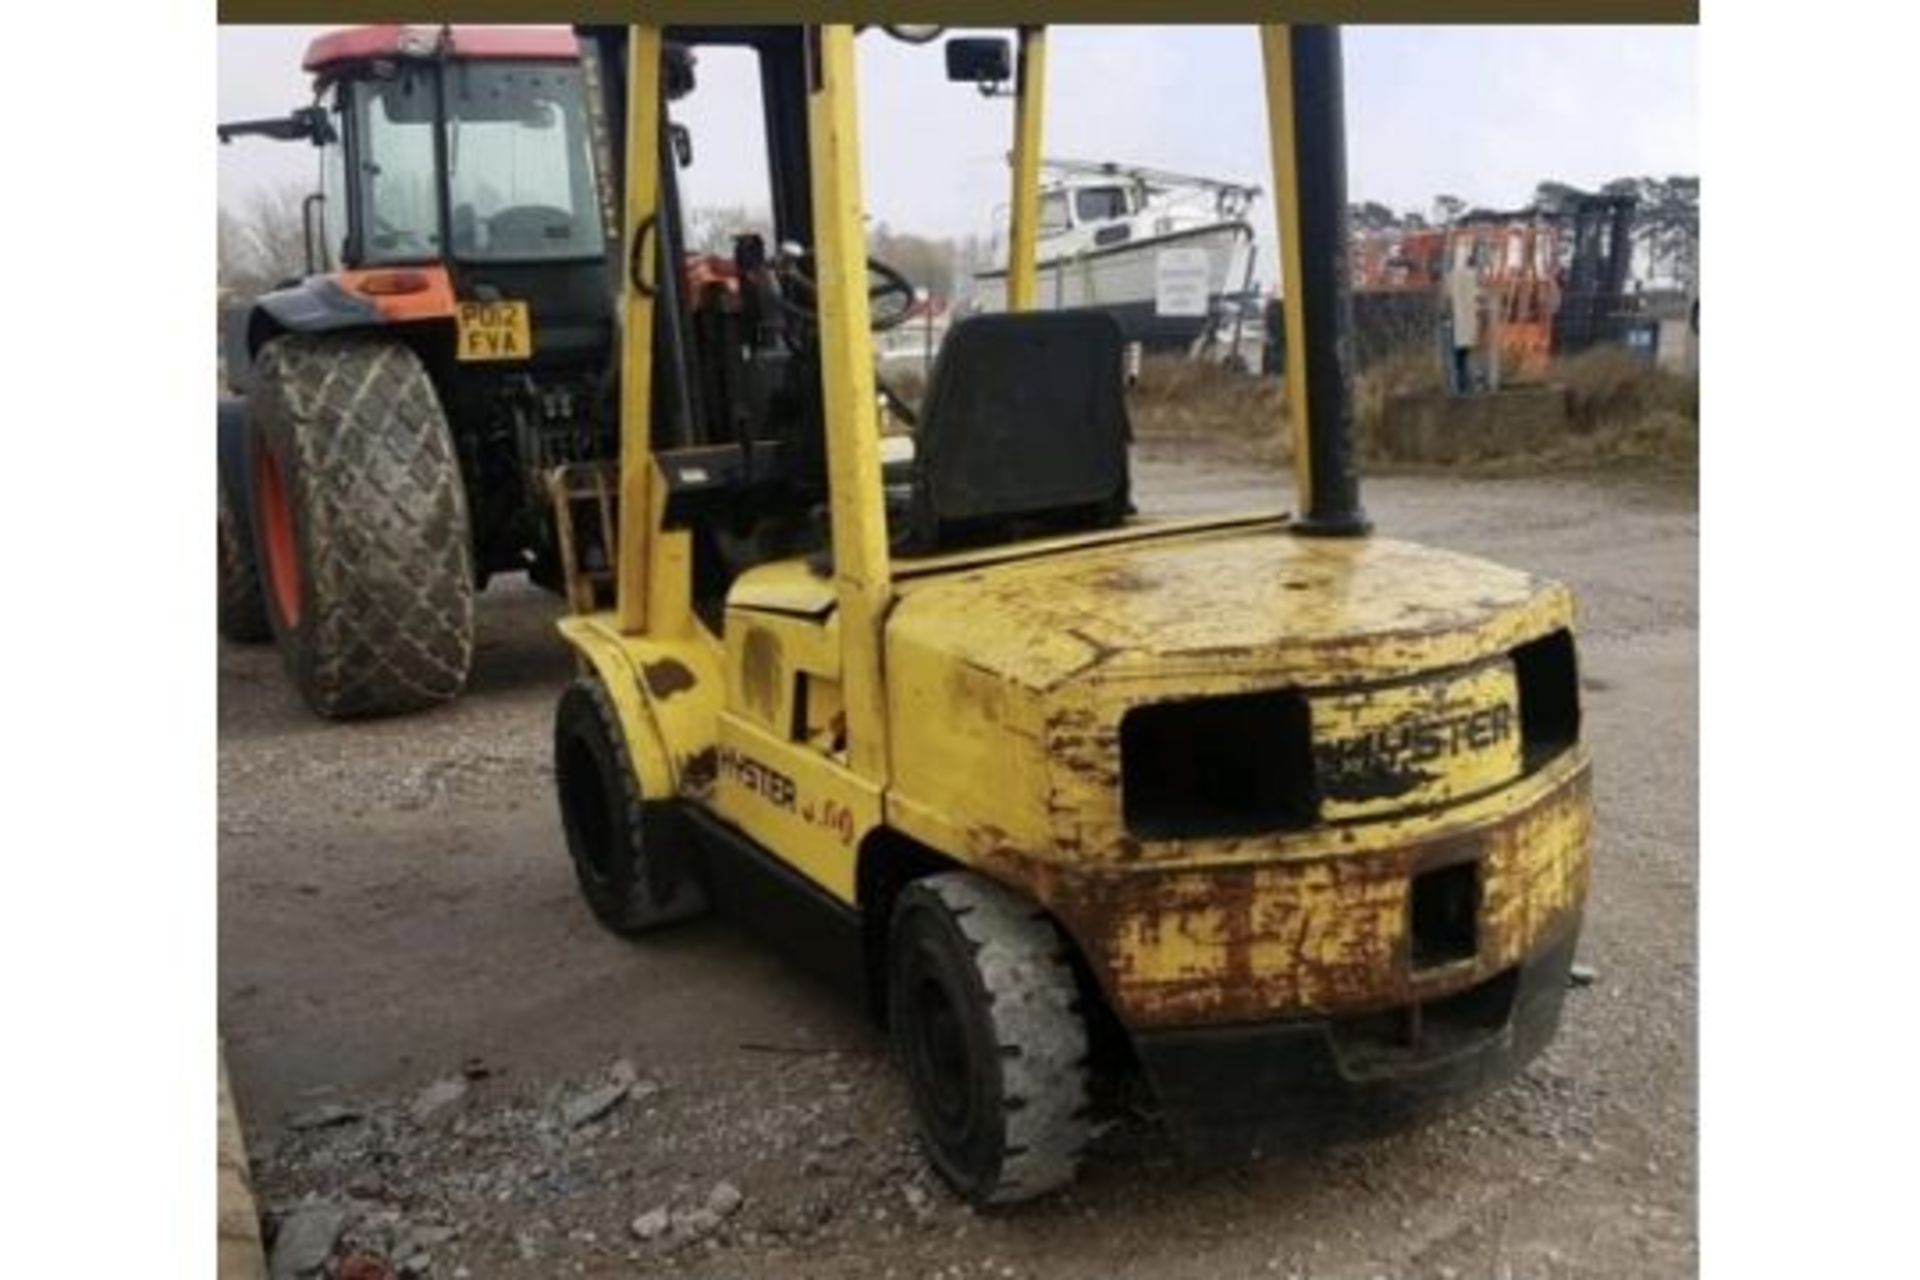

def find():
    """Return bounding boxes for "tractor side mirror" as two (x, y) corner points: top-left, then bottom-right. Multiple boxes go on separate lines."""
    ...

(945, 37), (1011, 95)
(217, 104), (337, 147)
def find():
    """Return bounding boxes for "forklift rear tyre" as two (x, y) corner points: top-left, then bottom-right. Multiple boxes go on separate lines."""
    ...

(246, 335), (474, 718)
(887, 873), (1095, 1206)
(553, 678), (710, 934)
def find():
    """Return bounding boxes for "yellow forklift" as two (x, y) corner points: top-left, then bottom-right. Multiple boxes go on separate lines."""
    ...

(551, 24), (1592, 1205)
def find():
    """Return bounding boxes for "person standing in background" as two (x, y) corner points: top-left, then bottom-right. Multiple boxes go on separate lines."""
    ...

(1444, 244), (1482, 394)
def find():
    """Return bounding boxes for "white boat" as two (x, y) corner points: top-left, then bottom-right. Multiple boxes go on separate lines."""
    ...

(971, 159), (1262, 352)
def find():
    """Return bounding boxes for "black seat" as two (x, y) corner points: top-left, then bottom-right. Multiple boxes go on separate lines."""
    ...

(902, 309), (1132, 553)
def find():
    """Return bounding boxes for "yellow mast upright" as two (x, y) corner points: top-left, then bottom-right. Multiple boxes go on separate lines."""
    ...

(614, 25), (664, 634)
(1006, 26), (1048, 312)
(806, 25), (894, 783)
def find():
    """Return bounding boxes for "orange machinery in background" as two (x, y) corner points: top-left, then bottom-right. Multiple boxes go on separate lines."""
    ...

(1352, 209), (1564, 381)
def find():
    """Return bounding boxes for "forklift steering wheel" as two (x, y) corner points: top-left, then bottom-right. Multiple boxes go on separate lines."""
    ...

(776, 253), (918, 333)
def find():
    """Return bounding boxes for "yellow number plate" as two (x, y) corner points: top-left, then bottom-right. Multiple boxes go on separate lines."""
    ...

(455, 300), (532, 362)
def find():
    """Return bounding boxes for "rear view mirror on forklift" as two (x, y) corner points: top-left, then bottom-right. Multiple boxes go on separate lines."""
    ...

(945, 37), (1012, 93)
(549, 22), (1593, 1209)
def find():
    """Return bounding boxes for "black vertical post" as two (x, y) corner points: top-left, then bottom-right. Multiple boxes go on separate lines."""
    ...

(1289, 26), (1370, 537)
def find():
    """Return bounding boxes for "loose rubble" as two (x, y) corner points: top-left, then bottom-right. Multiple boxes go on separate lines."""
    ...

(269, 1201), (348, 1280)
(408, 1077), (468, 1126)
(227, 468), (1700, 1278)
(558, 1057), (643, 1129)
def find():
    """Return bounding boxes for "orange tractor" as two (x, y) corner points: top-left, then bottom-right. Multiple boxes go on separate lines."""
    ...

(217, 27), (621, 717)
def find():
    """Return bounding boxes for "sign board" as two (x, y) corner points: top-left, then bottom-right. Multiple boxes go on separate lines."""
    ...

(1155, 248), (1211, 318)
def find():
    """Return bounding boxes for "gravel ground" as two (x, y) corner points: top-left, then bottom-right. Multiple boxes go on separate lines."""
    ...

(220, 443), (1697, 1280)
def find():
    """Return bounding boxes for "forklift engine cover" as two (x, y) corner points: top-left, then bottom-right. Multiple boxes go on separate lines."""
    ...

(870, 523), (1590, 1150)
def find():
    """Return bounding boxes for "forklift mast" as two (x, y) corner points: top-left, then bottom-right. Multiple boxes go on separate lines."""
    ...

(576, 26), (818, 456)
(1554, 192), (1639, 355)
(573, 23), (1369, 636)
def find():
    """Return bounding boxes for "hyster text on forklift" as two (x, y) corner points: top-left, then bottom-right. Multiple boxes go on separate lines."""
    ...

(549, 23), (1593, 1205)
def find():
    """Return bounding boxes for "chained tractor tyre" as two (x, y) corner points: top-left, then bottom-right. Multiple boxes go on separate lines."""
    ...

(217, 400), (271, 643)
(245, 334), (474, 718)
(554, 677), (711, 933)
(887, 872), (1096, 1206)
(218, 481), (271, 643)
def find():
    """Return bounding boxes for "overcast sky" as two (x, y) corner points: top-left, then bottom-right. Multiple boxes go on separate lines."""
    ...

(217, 24), (1696, 285)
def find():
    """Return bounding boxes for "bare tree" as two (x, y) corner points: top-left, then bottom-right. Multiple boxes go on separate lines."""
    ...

(1637, 175), (1698, 292)
(867, 222), (960, 299)
(686, 205), (772, 257)
(1572, 175), (1699, 291)
(1349, 200), (1400, 233)
(218, 183), (315, 300)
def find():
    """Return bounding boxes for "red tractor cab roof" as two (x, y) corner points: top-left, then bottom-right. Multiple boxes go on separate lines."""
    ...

(302, 25), (579, 76)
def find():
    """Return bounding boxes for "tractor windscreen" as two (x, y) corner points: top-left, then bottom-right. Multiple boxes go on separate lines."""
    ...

(444, 62), (605, 263)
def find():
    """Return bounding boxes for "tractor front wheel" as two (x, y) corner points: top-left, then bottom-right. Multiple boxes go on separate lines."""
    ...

(887, 872), (1096, 1205)
(245, 335), (474, 718)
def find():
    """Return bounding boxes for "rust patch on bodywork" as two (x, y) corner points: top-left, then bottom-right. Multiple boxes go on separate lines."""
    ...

(642, 657), (698, 700)
(680, 746), (719, 797)
(976, 763), (1591, 1031)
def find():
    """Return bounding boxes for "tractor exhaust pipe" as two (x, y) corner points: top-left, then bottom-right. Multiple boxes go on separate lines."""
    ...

(1264, 25), (1370, 537)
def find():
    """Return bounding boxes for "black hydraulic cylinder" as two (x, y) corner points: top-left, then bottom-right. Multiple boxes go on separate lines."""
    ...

(1285, 26), (1370, 537)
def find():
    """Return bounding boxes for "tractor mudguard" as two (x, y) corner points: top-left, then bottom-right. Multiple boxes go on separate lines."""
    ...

(244, 267), (460, 361)
(251, 277), (383, 345)
(556, 614), (724, 804)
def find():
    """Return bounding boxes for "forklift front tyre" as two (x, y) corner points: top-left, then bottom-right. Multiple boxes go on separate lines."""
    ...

(887, 873), (1095, 1206)
(553, 678), (710, 934)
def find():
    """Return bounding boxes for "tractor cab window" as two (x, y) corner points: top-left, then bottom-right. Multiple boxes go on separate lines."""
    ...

(445, 62), (605, 262)
(1074, 186), (1128, 224)
(355, 66), (442, 262)
(316, 93), (348, 269)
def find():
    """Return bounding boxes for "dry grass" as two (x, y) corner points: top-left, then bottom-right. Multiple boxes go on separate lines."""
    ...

(1480, 347), (1699, 475)
(1128, 344), (1696, 475)
(1557, 346), (1698, 431)
(1350, 346), (1447, 463)
(1128, 356), (1293, 462)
